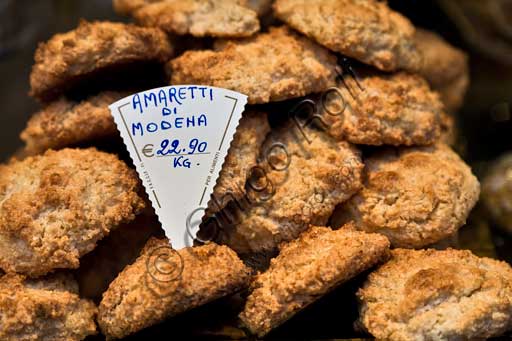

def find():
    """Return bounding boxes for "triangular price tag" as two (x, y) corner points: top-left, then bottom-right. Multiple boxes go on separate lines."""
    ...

(110, 85), (247, 249)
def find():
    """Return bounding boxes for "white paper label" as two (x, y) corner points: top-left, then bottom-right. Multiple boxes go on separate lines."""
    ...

(109, 85), (247, 249)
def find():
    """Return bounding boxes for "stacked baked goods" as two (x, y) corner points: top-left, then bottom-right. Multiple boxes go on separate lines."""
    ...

(1, 0), (511, 340)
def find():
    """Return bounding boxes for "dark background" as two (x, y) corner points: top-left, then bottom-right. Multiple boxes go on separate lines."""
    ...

(0, 0), (511, 339)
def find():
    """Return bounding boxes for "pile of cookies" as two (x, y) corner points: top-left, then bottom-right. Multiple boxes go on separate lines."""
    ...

(1, 0), (511, 340)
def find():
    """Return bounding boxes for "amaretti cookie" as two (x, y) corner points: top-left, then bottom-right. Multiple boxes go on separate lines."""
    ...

(273, 0), (421, 72)
(98, 237), (252, 339)
(169, 27), (337, 104)
(21, 91), (127, 155)
(0, 148), (145, 276)
(30, 21), (173, 101)
(321, 72), (443, 146)
(240, 225), (390, 337)
(0, 273), (97, 341)
(358, 248), (512, 340)
(332, 144), (480, 248)
(114, 0), (260, 38)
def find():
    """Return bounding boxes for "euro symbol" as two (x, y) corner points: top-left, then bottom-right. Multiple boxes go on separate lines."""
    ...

(142, 144), (154, 158)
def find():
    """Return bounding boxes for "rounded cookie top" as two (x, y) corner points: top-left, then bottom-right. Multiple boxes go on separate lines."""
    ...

(0, 273), (97, 341)
(321, 72), (443, 146)
(30, 21), (173, 101)
(169, 26), (337, 104)
(98, 237), (251, 339)
(273, 0), (421, 72)
(333, 144), (480, 248)
(358, 248), (512, 340)
(21, 91), (127, 155)
(0, 148), (145, 276)
(240, 225), (390, 337)
(115, 0), (260, 38)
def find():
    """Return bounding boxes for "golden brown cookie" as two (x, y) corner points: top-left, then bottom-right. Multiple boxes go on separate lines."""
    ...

(0, 273), (97, 341)
(321, 72), (443, 146)
(207, 111), (270, 214)
(169, 27), (337, 104)
(98, 237), (252, 339)
(273, 0), (421, 72)
(21, 91), (127, 155)
(114, 0), (260, 38)
(215, 124), (363, 253)
(30, 21), (173, 101)
(482, 153), (512, 234)
(358, 248), (512, 340)
(415, 29), (469, 112)
(332, 144), (480, 248)
(0, 148), (145, 276)
(240, 225), (390, 337)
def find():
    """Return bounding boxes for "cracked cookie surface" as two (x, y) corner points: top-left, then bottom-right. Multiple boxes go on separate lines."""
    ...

(21, 91), (127, 155)
(332, 144), (480, 248)
(273, 0), (421, 72)
(321, 72), (443, 146)
(240, 225), (389, 337)
(30, 21), (173, 101)
(0, 148), (145, 276)
(98, 237), (251, 339)
(358, 248), (512, 340)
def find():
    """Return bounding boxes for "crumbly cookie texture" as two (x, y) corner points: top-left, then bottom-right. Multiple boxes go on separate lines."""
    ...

(207, 111), (270, 214)
(98, 237), (252, 339)
(240, 225), (390, 337)
(30, 21), (173, 101)
(21, 91), (127, 155)
(273, 0), (421, 72)
(169, 27), (337, 104)
(482, 153), (512, 234)
(414, 28), (469, 112)
(0, 273), (97, 341)
(217, 125), (363, 253)
(321, 72), (443, 146)
(0, 148), (145, 276)
(114, 0), (259, 37)
(332, 144), (480, 248)
(358, 248), (512, 340)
